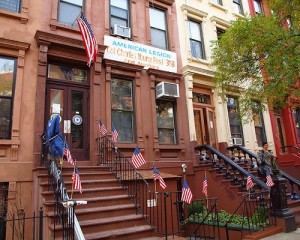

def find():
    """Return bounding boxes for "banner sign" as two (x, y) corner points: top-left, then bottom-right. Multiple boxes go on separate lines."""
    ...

(104, 36), (177, 73)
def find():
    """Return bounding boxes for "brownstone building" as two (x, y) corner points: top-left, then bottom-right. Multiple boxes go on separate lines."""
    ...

(0, 0), (194, 238)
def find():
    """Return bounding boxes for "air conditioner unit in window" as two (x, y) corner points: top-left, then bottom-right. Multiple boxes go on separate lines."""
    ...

(113, 24), (131, 38)
(232, 138), (243, 146)
(156, 82), (179, 99)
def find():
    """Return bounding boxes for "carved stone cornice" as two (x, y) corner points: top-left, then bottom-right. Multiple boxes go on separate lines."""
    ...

(146, 68), (182, 80)
(34, 30), (107, 56)
(0, 38), (30, 51)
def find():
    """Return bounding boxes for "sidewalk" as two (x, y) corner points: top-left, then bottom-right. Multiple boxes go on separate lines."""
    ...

(260, 228), (300, 240)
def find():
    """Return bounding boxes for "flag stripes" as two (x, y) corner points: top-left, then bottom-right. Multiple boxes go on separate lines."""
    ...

(153, 167), (167, 189)
(132, 147), (146, 168)
(181, 179), (193, 204)
(77, 12), (98, 67)
(72, 165), (83, 193)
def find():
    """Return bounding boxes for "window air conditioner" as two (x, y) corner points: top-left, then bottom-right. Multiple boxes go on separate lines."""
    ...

(156, 82), (179, 99)
(113, 24), (131, 38)
(232, 138), (243, 145)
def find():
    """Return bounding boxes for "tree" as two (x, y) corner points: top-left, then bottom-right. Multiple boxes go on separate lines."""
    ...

(211, 0), (300, 117)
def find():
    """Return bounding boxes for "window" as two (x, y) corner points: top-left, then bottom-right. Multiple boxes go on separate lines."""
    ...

(293, 108), (300, 142)
(253, 0), (263, 15)
(216, 28), (225, 40)
(48, 64), (88, 83)
(233, 0), (243, 14)
(211, 0), (222, 5)
(227, 96), (243, 141)
(0, 0), (21, 13)
(252, 101), (267, 147)
(0, 56), (16, 139)
(111, 78), (135, 143)
(110, 0), (129, 28)
(149, 6), (168, 50)
(58, 0), (83, 26)
(188, 20), (205, 59)
(156, 99), (176, 144)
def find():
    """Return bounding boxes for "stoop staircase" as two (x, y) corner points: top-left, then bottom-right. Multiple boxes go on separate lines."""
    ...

(38, 165), (159, 240)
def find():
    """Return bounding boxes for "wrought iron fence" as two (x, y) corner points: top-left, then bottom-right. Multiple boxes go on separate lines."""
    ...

(1, 206), (74, 240)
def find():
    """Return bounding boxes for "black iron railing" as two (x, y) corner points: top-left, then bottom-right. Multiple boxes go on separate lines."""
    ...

(184, 198), (220, 240)
(195, 144), (269, 191)
(225, 191), (276, 240)
(41, 134), (75, 240)
(281, 145), (300, 155)
(228, 145), (300, 200)
(97, 136), (185, 238)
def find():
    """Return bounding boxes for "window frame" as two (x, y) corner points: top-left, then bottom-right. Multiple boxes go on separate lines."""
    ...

(253, 0), (263, 15)
(233, 0), (244, 15)
(149, 4), (168, 50)
(0, 56), (17, 140)
(111, 77), (136, 143)
(211, 0), (222, 6)
(57, 0), (84, 27)
(252, 101), (267, 147)
(227, 96), (244, 142)
(0, 0), (21, 13)
(156, 98), (177, 145)
(110, 0), (130, 29)
(188, 19), (206, 60)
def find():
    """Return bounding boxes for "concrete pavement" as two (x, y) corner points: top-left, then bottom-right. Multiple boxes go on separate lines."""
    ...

(260, 228), (300, 240)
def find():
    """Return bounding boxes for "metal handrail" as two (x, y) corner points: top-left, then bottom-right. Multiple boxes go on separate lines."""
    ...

(41, 134), (82, 240)
(195, 144), (269, 190)
(281, 145), (300, 154)
(230, 145), (300, 191)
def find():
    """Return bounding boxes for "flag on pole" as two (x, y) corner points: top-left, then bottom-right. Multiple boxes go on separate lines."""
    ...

(63, 142), (74, 165)
(181, 179), (193, 204)
(72, 165), (83, 193)
(132, 147), (146, 169)
(111, 125), (119, 142)
(153, 167), (167, 189)
(266, 170), (274, 187)
(202, 175), (208, 197)
(246, 174), (254, 191)
(98, 120), (107, 135)
(77, 12), (98, 67)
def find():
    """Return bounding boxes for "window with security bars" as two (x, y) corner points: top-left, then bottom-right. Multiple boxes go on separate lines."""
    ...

(156, 99), (177, 144)
(0, 0), (21, 13)
(188, 19), (205, 60)
(149, 5), (168, 50)
(111, 78), (135, 143)
(0, 56), (16, 139)
(58, 0), (83, 27)
(252, 101), (267, 147)
(110, 0), (129, 28)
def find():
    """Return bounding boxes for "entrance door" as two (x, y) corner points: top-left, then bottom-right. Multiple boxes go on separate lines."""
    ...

(194, 108), (217, 148)
(46, 84), (89, 161)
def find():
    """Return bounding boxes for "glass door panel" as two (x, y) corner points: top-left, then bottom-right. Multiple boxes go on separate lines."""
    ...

(71, 91), (83, 150)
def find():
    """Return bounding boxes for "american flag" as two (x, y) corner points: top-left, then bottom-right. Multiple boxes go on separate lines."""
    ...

(63, 142), (74, 165)
(181, 179), (193, 204)
(98, 120), (107, 135)
(202, 175), (208, 197)
(153, 167), (166, 189)
(111, 125), (119, 142)
(246, 175), (254, 191)
(77, 12), (98, 67)
(72, 165), (82, 193)
(132, 147), (146, 169)
(266, 171), (274, 187)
